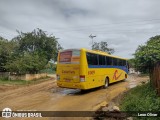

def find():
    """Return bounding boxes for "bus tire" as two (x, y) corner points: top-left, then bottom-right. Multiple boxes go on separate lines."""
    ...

(81, 89), (86, 93)
(103, 77), (109, 89)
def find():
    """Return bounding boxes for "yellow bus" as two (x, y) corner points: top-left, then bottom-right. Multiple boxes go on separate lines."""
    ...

(56, 48), (129, 90)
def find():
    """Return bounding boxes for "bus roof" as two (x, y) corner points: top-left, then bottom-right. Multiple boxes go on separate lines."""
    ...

(59, 48), (128, 60)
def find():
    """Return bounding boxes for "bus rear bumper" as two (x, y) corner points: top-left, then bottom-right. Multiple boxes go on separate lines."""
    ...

(57, 81), (86, 90)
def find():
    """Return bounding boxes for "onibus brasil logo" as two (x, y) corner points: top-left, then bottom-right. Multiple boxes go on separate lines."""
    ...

(2, 108), (12, 118)
(2, 108), (42, 118)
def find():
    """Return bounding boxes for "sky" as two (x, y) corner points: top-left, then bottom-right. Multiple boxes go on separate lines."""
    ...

(1, 0), (160, 58)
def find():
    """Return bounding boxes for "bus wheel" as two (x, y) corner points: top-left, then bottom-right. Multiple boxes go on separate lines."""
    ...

(103, 77), (109, 89)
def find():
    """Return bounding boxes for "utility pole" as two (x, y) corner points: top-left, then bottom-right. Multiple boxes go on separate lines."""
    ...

(89, 34), (96, 50)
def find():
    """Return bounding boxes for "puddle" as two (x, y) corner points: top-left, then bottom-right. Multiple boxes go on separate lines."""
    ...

(59, 89), (81, 95)
(128, 80), (138, 88)
(129, 84), (137, 88)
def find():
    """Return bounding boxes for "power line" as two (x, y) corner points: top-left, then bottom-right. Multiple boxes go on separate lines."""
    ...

(53, 23), (160, 34)
(54, 28), (160, 35)
(54, 31), (160, 40)
(52, 18), (160, 32)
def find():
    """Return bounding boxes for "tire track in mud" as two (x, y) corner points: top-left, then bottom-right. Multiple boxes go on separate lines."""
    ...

(0, 79), (57, 109)
(0, 75), (149, 112)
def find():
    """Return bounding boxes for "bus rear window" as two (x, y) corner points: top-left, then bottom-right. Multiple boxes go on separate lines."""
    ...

(59, 50), (80, 64)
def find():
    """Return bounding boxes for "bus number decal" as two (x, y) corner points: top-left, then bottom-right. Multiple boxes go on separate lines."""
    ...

(88, 70), (95, 75)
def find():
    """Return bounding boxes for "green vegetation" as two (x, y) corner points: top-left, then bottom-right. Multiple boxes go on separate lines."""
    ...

(134, 35), (160, 96)
(0, 77), (50, 85)
(138, 73), (149, 77)
(128, 58), (136, 68)
(118, 35), (160, 120)
(134, 35), (160, 74)
(40, 68), (56, 74)
(0, 37), (17, 72)
(0, 28), (63, 74)
(92, 41), (115, 54)
(120, 83), (160, 120)
(0, 79), (31, 85)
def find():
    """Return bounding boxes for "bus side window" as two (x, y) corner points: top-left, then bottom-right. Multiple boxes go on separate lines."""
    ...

(86, 53), (92, 65)
(99, 55), (105, 65)
(93, 54), (98, 65)
(122, 60), (126, 66)
(86, 53), (98, 65)
(113, 58), (117, 66)
(119, 59), (123, 66)
(106, 57), (112, 65)
(117, 59), (120, 66)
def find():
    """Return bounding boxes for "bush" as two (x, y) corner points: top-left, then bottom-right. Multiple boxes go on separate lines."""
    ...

(0, 76), (8, 80)
(121, 83), (160, 111)
(120, 83), (160, 120)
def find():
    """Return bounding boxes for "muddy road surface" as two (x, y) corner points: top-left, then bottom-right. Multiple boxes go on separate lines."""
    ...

(0, 74), (148, 119)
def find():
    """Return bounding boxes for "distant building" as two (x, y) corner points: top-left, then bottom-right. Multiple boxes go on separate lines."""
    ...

(129, 68), (136, 74)
(129, 68), (141, 74)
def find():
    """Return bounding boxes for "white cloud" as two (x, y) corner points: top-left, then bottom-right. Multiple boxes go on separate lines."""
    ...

(0, 0), (160, 58)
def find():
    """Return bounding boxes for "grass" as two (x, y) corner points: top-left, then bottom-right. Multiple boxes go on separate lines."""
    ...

(0, 76), (50, 85)
(120, 82), (160, 120)
(40, 68), (56, 74)
(0, 79), (30, 85)
(138, 73), (149, 77)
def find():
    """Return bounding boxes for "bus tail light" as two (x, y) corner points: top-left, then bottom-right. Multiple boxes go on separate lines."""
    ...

(56, 74), (60, 80)
(80, 75), (85, 82)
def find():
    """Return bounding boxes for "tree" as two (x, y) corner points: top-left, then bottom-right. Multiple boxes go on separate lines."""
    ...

(13, 28), (62, 61)
(128, 58), (136, 68)
(5, 28), (63, 74)
(134, 35), (160, 75)
(5, 52), (47, 74)
(92, 41), (115, 54)
(0, 37), (17, 72)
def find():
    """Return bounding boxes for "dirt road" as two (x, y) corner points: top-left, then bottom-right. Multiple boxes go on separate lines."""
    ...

(0, 74), (148, 119)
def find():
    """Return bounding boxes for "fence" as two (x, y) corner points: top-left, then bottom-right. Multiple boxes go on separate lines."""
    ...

(0, 72), (9, 79)
(0, 72), (47, 81)
(152, 61), (160, 96)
